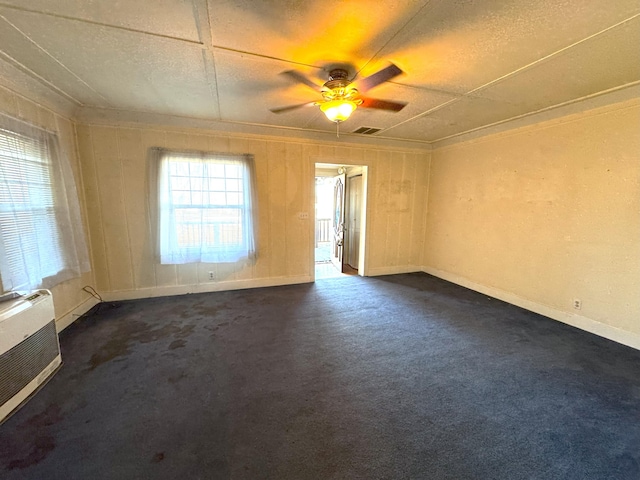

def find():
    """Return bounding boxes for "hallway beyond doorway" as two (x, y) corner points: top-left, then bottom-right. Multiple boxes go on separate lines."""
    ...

(315, 240), (358, 278)
(314, 163), (367, 280)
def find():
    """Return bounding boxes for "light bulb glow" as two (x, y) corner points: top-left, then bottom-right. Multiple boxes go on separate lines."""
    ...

(320, 99), (357, 123)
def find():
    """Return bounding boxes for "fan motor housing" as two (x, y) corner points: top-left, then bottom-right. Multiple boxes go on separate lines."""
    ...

(322, 68), (361, 103)
(328, 68), (349, 81)
(324, 69), (351, 89)
(270, 62), (404, 116)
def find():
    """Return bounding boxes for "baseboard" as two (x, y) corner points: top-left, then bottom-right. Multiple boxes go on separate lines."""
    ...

(101, 275), (313, 302)
(422, 266), (640, 351)
(56, 296), (101, 332)
(366, 265), (422, 277)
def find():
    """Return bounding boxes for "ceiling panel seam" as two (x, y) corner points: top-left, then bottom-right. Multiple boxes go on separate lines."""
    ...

(73, 106), (433, 147)
(431, 80), (640, 146)
(394, 82), (465, 99)
(378, 12), (640, 135)
(355, 0), (433, 79)
(0, 49), (82, 106)
(0, 1), (633, 145)
(194, 0), (220, 119)
(210, 45), (320, 70)
(0, 13), (112, 106)
(191, 0), (214, 48)
(0, 2), (203, 46)
(461, 13), (640, 98)
(0, 2), (432, 75)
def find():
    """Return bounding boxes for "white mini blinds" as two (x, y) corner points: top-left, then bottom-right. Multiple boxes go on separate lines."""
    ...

(150, 148), (258, 264)
(0, 114), (89, 292)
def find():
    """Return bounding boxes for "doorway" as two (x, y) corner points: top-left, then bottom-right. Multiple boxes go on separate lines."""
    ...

(314, 163), (367, 279)
(344, 174), (362, 273)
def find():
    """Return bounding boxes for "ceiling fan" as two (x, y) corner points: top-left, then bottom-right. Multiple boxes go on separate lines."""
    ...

(270, 63), (407, 124)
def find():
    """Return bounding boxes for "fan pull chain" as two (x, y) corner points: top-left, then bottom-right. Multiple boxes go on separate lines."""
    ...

(336, 121), (340, 138)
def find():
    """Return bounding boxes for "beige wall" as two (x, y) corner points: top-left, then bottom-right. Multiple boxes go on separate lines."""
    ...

(75, 123), (430, 298)
(0, 85), (95, 328)
(1, 77), (638, 350)
(424, 99), (640, 345)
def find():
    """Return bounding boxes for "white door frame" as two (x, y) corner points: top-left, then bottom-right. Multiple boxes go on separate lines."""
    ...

(312, 162), (369, 280)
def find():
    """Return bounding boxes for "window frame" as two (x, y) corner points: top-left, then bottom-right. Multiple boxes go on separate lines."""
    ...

(0, 115), (89, 292)
(151, 148), (258, 265)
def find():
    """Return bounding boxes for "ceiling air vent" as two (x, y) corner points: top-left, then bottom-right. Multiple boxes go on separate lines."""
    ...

(352, 126), (381, 135)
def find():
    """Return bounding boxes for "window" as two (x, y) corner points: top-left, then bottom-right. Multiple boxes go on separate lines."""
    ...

(152, 148), (257, 264)
(0, 116), (89, 292)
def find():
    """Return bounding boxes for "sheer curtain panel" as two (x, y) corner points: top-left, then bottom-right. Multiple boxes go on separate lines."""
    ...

(0, 113), (90, 292)
(149, 148), (258, 265)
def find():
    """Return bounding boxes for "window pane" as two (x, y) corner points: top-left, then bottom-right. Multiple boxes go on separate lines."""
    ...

(225, 179), (240, 192)
(172, 190), (191, 205)
(172, 177), (190, 191)
(175, 162), (190, 176)
(225, 164), (241, 177)
(211, 178), (225, 192)
(160, 152), (254, 264)
(0, 128), (67, 290)
(191, 191), (203, 205)
(226, 192), (241, 205)
(209, 192), (226, 205)
(190, 177), (203, 192)
(209, 163), (225, 178)
(189, 162), (203, 177)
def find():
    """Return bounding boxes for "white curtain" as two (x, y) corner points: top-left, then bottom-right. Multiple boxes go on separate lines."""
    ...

(149, 148), (258, 264)
(0, 113), (90, 292)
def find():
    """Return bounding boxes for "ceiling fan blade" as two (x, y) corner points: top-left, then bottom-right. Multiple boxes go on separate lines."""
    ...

(355, 63), (403, 92)
(281, 70), (322, 91)
(360, 97), (407, 112)
(270, 102), (317, 114)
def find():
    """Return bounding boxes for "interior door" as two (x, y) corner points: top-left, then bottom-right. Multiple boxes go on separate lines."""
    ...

(330, 172), (346, 273)
(346, 175), (362, 270)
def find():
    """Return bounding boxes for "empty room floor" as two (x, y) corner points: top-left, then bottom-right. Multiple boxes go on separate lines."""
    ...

(1, 273), (639, 479)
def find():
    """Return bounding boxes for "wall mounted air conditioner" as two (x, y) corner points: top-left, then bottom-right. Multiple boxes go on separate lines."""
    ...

(0, 290), (61, 424)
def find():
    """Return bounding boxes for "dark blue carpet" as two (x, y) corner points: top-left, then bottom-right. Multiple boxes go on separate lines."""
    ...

(1, 273), (639, 479)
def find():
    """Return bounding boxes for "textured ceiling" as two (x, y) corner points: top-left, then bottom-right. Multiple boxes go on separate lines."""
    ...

(0, 0), (638, 145)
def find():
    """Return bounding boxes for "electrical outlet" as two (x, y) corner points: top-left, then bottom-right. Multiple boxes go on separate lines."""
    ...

(573, 298), (581, 310)
(208, 271), (215, 280)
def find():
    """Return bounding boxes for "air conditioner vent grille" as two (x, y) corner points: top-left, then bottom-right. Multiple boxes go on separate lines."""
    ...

(0, 321), (58, 406)
(352, 126), (381, 135)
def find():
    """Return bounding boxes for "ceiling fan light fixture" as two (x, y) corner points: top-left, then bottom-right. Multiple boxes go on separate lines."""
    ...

(320, 99), (357, 123)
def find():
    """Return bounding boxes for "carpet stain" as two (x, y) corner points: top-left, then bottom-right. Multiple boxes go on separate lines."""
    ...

(89, 320), (197, 370)
(168, 373), (188, 384)
(0, 404), (62, 470)
(204, 321), (229, 335)
(195, 302), (229, 317)
(169, 339), (186, 350)
(175, 324), (196, 339)
(152, 452), (165, 463)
